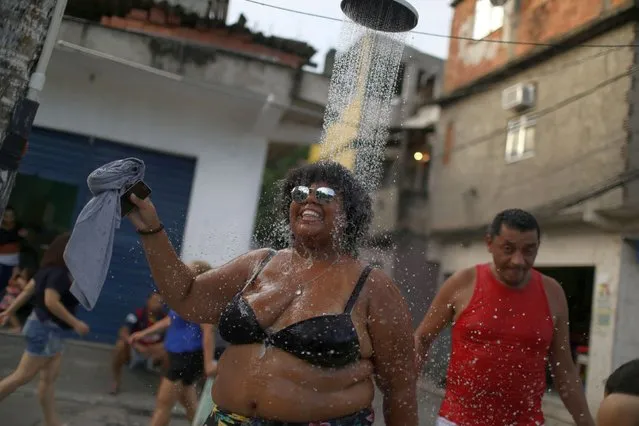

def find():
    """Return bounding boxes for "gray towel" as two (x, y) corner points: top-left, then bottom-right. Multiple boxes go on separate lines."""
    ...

(64, 158), (145, 310)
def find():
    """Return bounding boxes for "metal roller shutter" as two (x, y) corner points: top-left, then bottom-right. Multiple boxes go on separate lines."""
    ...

(19, 128), (196, 343)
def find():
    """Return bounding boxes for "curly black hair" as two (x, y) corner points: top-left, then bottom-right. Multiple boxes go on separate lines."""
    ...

(279, 161), (372, 257)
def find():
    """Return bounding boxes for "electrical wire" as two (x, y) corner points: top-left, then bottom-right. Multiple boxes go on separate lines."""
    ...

(236, 1), (639, 226)
(244, 0), (639, 48)
(435, 45), (630, 102)
(429, 64), (639, 162)
(309, 45), (626, 143)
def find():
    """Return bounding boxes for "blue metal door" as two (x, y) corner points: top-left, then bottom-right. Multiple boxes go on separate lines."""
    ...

(19, 128), (196, 343)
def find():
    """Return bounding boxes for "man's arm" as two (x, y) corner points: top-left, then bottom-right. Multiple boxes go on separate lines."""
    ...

(414, 268), (471, 372)
(547, 278), (594, 426)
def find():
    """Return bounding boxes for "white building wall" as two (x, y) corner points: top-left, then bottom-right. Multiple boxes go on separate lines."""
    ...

(34, 47), (272, 266)
(612, 240), (639, 372)
(438, 228), (624, 417)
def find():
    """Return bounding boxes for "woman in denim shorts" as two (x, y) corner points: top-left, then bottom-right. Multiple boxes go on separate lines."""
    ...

(0, 233), (90, 426)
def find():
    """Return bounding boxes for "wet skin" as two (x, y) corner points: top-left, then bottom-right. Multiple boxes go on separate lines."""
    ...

(212, 252), (377, 421)
(129, 181), (417, 425)
(414, 224), (595, 426)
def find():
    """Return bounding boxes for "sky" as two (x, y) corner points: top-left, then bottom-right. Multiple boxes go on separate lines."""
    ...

(222, 0), (454, 71)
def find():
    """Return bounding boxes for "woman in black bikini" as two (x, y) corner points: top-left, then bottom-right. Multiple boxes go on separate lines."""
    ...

(127, 161), (417, 426)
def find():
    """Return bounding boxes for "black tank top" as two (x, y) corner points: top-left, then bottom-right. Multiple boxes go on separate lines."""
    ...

(218, 250), (373, 369)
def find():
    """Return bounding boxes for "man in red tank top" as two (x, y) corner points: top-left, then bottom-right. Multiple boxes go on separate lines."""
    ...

(415, 209), (594, 426)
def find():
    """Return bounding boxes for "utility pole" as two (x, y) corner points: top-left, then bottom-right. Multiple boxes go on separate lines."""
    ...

(0, 0), (67, 219)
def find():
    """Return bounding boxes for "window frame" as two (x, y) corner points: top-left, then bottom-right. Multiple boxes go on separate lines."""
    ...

(505, 115), (536, 163)
(472, 0), (505, 40)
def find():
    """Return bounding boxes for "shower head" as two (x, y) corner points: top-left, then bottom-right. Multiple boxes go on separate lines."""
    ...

(340, 0), (419, 33)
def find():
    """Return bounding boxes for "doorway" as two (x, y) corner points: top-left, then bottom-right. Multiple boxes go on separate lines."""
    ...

(537, 266), (595, 390)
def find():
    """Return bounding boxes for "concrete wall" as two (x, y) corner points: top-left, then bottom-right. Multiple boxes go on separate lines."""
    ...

(444, 0), (633, 92)
(35, 46), (270, 266)
(612, 239), (639, 369)
(429, 24), (634, 232)
(297, 71), (330, 107)
(58, 17), (327, 108)
(436, 226), (625, 417)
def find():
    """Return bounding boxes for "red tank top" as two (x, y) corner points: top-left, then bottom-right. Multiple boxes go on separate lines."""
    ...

(439, 263), (554, 426)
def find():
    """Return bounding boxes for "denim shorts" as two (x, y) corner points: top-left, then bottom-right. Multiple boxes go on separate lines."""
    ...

(22, 313), (65, 357)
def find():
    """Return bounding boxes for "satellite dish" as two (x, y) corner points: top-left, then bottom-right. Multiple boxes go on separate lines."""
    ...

(490, 0), (508, 5)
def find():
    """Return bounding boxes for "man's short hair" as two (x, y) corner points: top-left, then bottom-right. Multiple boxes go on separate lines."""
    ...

(488, 208), (541, 240)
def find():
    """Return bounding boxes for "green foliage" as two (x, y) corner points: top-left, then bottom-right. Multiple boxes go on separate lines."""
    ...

(253, 145), (309, 249)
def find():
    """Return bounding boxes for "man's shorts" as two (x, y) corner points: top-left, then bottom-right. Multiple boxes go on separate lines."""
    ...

(22, 313), (64, 357)
(165, 350), (204, 386)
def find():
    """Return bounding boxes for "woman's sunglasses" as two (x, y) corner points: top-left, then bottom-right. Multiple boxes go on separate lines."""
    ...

(291, 186), (336, 205)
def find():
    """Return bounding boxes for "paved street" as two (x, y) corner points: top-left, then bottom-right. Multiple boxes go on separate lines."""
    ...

(0, 331), (190, 426)
(0, 331), (443, 426)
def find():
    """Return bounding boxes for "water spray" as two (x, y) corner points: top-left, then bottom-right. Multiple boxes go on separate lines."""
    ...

(340, 0), (419, 33)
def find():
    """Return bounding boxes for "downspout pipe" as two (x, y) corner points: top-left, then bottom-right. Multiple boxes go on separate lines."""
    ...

(27, 0), (68, 101)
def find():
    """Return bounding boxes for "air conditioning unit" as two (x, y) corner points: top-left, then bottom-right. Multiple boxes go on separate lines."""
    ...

(501, 83), (536, 111)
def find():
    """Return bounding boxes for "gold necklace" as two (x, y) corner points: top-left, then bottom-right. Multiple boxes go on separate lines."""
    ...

(291, 253), (342, 296)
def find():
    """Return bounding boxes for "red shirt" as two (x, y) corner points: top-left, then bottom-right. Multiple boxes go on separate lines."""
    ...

(439, 263), (554, 426)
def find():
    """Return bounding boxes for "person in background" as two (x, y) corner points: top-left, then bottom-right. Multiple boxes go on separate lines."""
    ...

(0, 233), (89, 426)
(111, 292), (167, 395)
(597, 359), (639, 426)
(213, 326), (227, 362)
(0, 266), (34, 332)
(14, 232), (40, 327)
(0, 206), (26, 293)
(131, 260), (217, 426)
(415, 209), (594, 426)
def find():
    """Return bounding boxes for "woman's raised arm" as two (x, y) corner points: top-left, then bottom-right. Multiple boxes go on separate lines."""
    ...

(129, 194), (272, 323)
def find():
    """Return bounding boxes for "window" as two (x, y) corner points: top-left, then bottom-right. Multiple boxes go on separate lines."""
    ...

(473, 0), (504, 40)
(505, 116), (535, 163)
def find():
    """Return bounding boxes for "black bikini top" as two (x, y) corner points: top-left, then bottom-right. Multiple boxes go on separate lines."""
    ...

(218, 250), (373, 369)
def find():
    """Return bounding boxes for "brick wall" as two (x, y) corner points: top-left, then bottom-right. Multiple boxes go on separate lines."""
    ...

(444, 0), (633, 93)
